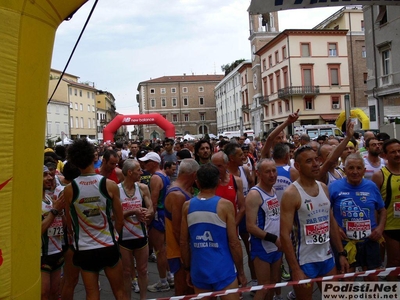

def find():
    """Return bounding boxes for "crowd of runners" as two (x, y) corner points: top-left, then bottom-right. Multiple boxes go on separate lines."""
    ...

(40, 111), (400, 300)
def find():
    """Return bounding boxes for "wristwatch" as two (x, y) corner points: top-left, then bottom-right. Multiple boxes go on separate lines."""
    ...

(338, 250), (347, 258)
(50, 209), (59, 216)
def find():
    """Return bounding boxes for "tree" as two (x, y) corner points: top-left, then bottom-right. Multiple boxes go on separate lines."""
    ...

(221, 59), (246, 76)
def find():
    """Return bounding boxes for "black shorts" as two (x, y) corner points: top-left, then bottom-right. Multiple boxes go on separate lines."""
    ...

(41, 252), (64, 273)
(119, 237), (148, 251)
(73, 245), (120, 273)
(337, 239), (381, 270)
(384, 230), (400, 243)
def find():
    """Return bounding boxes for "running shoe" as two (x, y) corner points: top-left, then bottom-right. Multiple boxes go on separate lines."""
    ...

(287, 290), (296, 300)
(250, 279), (258, 296)
(281, 264), (291, 281)
(147, 281), (170, 292)
(148, 252), (157, 263)
(167, 273), (175, 287)
(132, 278), (140, 293)
(273, 295), (284, 300)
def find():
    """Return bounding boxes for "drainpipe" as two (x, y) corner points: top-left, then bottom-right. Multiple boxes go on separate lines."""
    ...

(348, 11), (356, 107)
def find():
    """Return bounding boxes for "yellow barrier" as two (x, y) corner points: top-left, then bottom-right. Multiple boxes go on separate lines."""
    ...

(0, 1), (86, 298)
(335, 108), (370, 130)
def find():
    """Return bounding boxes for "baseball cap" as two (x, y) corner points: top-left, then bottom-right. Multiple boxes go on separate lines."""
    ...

(138, 152), (161, 163)
(43, 165), (50, 173)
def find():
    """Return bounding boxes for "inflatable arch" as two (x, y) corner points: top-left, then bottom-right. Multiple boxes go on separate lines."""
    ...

(103, 113), (176, 142)
(335, 109), (370, 130)
(0, 1), (86, 298)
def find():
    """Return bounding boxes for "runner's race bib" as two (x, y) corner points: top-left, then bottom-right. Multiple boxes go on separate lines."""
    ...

(304, 220), (330, 245)
(47, 217), (63, 237)
(394, 202), (400, 218)
(346, 220), (371, 240)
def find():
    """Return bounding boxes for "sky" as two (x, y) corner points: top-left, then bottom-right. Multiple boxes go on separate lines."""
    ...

(51, 0), (341, 117)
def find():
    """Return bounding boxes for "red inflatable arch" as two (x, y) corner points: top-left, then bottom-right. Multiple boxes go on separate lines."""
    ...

(103, 113), (175, 142)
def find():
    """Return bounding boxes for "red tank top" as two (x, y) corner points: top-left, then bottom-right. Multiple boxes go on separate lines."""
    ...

(215, 174), (237, 213)
(95, 168), (120, 184)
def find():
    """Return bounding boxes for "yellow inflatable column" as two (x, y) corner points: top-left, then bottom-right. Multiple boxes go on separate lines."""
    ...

(0, 1), (86, 298)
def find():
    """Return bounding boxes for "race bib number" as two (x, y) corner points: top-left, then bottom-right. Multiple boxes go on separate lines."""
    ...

(266, 198), (280, 218)
(304, 221), (330, 245)
(394, 202), (400, 218)
(346, 220), (371, 240)
(47, 217), (64, 237)
(122, 201), (136, 211)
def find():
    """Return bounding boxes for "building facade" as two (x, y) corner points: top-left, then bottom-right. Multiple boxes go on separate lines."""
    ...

(95, 90), (117, 141)
(364, 4), (400, 129)
(137, 74), (224, 140)
(257, 29), (350, 134)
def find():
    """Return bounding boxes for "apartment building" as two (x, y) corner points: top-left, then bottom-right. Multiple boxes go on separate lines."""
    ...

(364, 5), (400, 129)
(314, 5), (368, 109)
(95, 90), (117, 141)
(215, 61), (250, 135)
(137, 74), (224, 140)
(256, 29), (350, 134)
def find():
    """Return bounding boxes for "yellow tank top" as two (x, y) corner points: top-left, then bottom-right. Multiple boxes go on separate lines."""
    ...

(380, 166), (400, 230)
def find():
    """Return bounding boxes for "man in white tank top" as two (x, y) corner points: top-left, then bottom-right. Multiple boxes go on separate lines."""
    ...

(280, 146), (349, 300)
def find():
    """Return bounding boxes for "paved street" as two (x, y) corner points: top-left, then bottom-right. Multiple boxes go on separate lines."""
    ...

(72, 242), (323, 300)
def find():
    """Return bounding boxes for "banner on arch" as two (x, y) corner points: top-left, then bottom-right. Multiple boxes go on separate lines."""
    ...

(248, 0), (400, 14)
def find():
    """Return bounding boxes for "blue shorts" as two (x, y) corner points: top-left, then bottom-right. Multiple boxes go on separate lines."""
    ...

(192, 272), (237, 291)
(149, 209), (165, 232)
(251, 250), (282, 264)
(238, 216), (247, 234)
(300, 257), (335, 278)
(168, 257), (181, 274)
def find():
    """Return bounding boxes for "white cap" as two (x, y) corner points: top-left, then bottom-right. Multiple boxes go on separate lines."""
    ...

(138, 152), (161, 163)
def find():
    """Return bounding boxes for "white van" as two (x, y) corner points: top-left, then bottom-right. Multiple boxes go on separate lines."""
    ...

(221, 130), (255, 141)
(294, 125), (344, 140)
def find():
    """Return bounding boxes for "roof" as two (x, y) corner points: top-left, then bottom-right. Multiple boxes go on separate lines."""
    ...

(62, 78), (97, 90)
(139, 74), (225, 85)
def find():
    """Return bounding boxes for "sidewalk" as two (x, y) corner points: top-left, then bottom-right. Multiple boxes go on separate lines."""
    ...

(72, 242), (322, 299)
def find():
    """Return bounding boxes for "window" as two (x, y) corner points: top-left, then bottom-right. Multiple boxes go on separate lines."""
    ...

(183, 98), (188, 106)
(75, 103), (78, 110)
(265, 105), (269, 117)
(361, 20), (365, 31)
(275, 71), (281, 90)
(282, 67), (289, 88)
(92, 93), (95, 99)
(80, 103), (83, 111)
(328, 43), (337, 57)
(282, 46), (287, 60)
(285, 100), (290, 111)
(88, 118), (91, 129)
(162, 114), (167, 119)
(182, 87), (188, 93)
(70, 117), (73, 128)
(47, 121), (51, 135)
(64, 123), (68, 134)
(75, 117), (79, 128)
(151, 99), (155, 107)
(150, 89), (155, 94)
(363, 72), (368, 84)
(87, 92), (90, 98)
(301, 65), (313, 86)
(198, 86), (204, 92)
(74, 89), (77, 96)
(269, 74), (274, 94)
(362, 46), (366, 58)
(268, 55), (272, 67)
(79, 90), (82, 97)
(172, 98), (177, 106)
(160, 88), (166, 94)
(93, 119), (96, 129)
(161, 98), (166, 107)
(171, 87), (176, 93)
(88, 104), (91, 112)
(328, 65), (340, 86)
(278, 101), (282, 113)
(376, 5), (387, 26)
(80, 117), (84, 128)
(381, 48), (391, 85)
(263, 78), (268, 96)
(262, 59), (267, 71)
(92, 105), (95, 112)
(199, 97), (204, 105)
(301, 43), (310, 57)
(69, 87), (72, 95)
(275, 51), (279, 64)
(184, 114), (189, 122)
(271, 103), (275, 115)
(305, 97), (313, 110)
(200, 113), (205, 121)
(70, 102), (73, 109)
(172, 114), (178, 122)
(55, 105), (59, 114)
(332, 96), (340, 109)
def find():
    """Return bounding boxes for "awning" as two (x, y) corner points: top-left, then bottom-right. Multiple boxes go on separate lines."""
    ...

(320, 114), (339, 121)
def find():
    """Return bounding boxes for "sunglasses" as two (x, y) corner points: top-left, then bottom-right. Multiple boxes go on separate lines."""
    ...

(294, 145), (314, 161)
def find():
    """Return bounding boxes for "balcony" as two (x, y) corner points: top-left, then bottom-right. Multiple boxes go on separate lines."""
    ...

(241, 104), (250, 113)
(259, 96), (269, 105)
(278, 86), (320, 98)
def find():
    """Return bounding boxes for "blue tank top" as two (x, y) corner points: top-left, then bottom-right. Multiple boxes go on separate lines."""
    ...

(153, 171), (171, 210)
(274, 165), (292, 201)
(188, 196), (236, 283)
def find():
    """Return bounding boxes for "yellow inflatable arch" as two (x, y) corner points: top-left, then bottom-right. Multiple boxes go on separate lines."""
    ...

(0, 1), (86, 298)
(335, 108), (370, 130)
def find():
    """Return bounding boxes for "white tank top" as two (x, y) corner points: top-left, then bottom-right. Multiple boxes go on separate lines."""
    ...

(118, 182), (147, 240)
(239, 166), (249, 196)
(363, 157), (385, 180)
(292, 181), (333, 266)
(70, 174), (118, 251)
(42, 194), (63, 256)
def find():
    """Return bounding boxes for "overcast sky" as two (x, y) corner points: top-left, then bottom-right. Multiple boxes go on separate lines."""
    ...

(51, 1), (340, 116)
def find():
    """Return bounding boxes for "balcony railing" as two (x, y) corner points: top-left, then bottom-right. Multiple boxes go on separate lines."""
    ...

(241, 104), (250, 113)
(278, 86), (320, 98)
(259, 96), (269, 105)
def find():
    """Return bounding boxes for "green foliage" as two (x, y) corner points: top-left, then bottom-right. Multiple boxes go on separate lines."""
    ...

(221, 59), (246, 75)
